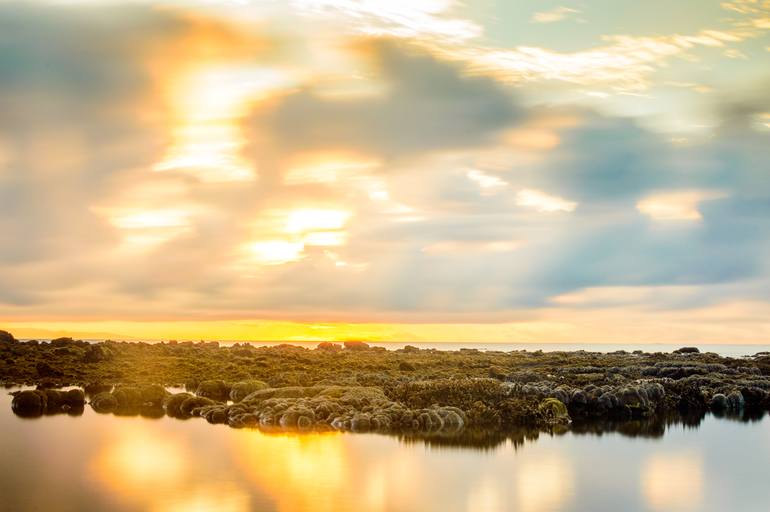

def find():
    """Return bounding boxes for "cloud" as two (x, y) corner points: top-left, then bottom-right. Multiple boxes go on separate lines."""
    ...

(531, 7), (581, 24)
(250, 39), (521, 161)
(0, 1), (769, 331)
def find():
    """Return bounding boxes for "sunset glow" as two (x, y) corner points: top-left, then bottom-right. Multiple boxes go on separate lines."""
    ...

(1, 0), (769, 343)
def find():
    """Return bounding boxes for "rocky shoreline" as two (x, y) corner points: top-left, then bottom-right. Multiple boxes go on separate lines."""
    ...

(2, 330), (769, 435)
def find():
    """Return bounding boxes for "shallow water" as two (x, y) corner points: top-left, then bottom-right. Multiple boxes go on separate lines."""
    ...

(1, 392), (769, 512)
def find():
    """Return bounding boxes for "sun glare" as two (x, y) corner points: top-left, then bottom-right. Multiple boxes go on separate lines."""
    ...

(155, 65), (293, 183)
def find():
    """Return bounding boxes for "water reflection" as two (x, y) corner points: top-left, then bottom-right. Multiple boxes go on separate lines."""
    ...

(641, 451), (703, 512)
(2, 390), (770, 512)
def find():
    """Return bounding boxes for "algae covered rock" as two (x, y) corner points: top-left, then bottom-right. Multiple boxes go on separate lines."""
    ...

(230, 380), (269, 402)
(91, 392), (119, 413)
(83, 345), (113, 363)
(164, 392), (194, 417)
(195, 380), (230, 401)
(538, 398), (571, 425)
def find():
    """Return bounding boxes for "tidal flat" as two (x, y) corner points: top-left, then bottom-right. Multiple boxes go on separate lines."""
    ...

(2, 330), (770, 437)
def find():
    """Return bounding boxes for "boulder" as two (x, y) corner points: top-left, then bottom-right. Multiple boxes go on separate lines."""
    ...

(230, 380), (269, 402)
(196, 380), (230, 401)
(538, 398), (571, 425)
(674, 347), (700, 354)
(11, 390), (47, 416)
(91, 392), (119, 413)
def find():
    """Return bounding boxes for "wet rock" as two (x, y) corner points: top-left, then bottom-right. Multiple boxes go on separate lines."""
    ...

(230, 380), (269, 402)
(711, 393), (728, 410)
(538, 398), (571, 425)
(180, 396), (216, 416)
(196, 380), (230, 401)
(91, 392), (119, 413)
(11, 390), (47, 416)
(164, 392), (194, 417)
(727, 391), (745, 410)
(674, 347), (700, 354)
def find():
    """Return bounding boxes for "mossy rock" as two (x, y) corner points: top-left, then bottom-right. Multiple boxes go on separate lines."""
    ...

(538, 398), (571, 425)
(91, 392), (119, 413)
(230, 380), (269, 402)
(195, 380), (230, 401)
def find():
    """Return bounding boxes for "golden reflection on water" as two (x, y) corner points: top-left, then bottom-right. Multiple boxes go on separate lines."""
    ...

(641, 451), (704, 511)
(515, 453), (574, 512)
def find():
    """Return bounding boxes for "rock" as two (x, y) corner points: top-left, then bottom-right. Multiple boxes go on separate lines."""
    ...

(711, 393), (728, 410)
(488, 366), (507, 380)
(674, 347), (700, 354)
(727, 391), (745, 410)
(0, 330), (16, 344)
(230, 380), (269, 402)
(196, 380), (230, 401)
(91, 392), (119, 413)
(164, 392), (194, 417)
(140, 385), (168, 407)
(112, 387), (144, 408)
(83, 345), (112, 363)
(36, 362), (63, 378)
(12, 390), (47, 416)
(316, 342), (342, 352)
(344, 341), (370, 351)
(538, 398), (571, 425)
(399, 361), (416, 372)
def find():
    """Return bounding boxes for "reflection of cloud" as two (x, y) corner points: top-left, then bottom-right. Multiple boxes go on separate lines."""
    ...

(642, 451), (703, 511)
(466, 476), (504, 511)
(516, 453), (574, 512)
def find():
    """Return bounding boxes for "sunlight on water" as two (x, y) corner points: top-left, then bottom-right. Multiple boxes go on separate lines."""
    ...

(0, 391), (768, 512)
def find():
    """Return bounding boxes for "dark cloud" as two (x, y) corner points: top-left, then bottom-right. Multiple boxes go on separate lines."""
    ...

(251, 39), (521, 161)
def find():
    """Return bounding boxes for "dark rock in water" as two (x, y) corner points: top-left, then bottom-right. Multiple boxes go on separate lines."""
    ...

(164, 392), (194, 417)
(112, 387), (144, 408)
(91, 392), (119, 413)
(36, 362), (63, 378)
(538, 398), (571, 425)
(84, 383), (113, 398)
(140, 385), (168, 407)
(674, 347), (700, 354)
(344, 340), (370, 351)
(727, 391), (745, 410)
(711, 393), (728, 410)
(180, 396), (216, 416)
(230, 380), (269, 402)
(0, 330), (16, 344)
(196, 380), (230, 401)
(12, 390), (47, 416)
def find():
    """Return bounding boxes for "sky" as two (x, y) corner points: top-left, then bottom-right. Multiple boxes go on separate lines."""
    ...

(0, 0), (769, 343)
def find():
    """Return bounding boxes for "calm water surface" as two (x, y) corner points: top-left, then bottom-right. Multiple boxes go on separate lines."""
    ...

(1, 391), (769, 512)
